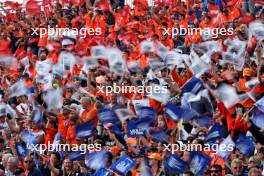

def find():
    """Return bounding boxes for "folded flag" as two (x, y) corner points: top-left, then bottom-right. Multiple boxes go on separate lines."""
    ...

(164, 154), (188, 174)
(189, 151), (211, 175)
(111, 154), (136, 175)
(255, 96), (264, 113)
(75, 121), (94, 139)
(235, 134), (255, 157)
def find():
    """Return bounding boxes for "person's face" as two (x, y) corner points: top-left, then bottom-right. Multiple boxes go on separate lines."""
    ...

(247, 160), (257, 169)
(250, 171), (262, 176)
(73, 161), (79, 170)
(231, 163), (243, 176)
(64, 159), (73, 171)
(7, 159), (16, 170)
(210, 167), (221, 176)
(24, 157), (34, 170)
(50, 154), (59, 165)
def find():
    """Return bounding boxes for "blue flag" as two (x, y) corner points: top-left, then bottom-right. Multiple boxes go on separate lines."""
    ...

(189, 151), (211, 175)
(85, 151), (108, 170)
(68, 151), (85, 161)
(193, 116), (212, 127)
(15, 142), (28, 158)
(164, 103), (182, 121)
(216, 135), (235, 160)
(182, 76), (204, 94)
(98, 108), (119, 125)
(205, 123), (224, 143)
(93, 168), (111, 176)
(111, 154), (136, 175)
(202, 0), (209, 12)
(235, 134), (255, 157)
(127, 119), (145, 137)
(75, 122), (94, 139)
(252, 110), (264, 129)
(164, 154), (188, 174)
(20, 130), (38, 150)
(149, 129), (169, 143)
(138, 106), (157, 122)
(255, 96), (264, 113)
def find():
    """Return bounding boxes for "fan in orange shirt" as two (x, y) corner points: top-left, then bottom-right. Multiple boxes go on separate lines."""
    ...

(80, 97), (98, 127)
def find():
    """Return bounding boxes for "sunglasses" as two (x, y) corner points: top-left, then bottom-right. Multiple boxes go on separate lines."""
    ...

(24, 160), (33, 163)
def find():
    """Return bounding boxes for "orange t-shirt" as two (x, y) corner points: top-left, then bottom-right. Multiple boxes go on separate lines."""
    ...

(57, 114), (70, 140)
(80, 106), (98, 127)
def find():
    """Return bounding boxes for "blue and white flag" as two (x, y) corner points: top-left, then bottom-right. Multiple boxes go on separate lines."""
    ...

(164, 103), (182, 121)
(164, 154), (188, 174)
(127, 119), (145, 137)
(85, 151), (108, 170)
(252, 110), (264, 129)
(15, 142), (28, 158)
(255, 96), (264, 113)
(93, 168), (111, 176)
(189, 151), (211, 175)
(75, 122), (94, 139)
(235, 135), (255, 157)
(68, 151), (85, 161)
(216, 135), (235, 160)
(149, 129), (169, 143)
(205, 123), (224, 142)
(111, 154), (136, 175)
(181, 76), (204, 94)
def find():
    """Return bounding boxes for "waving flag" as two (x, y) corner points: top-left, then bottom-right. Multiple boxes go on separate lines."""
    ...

(68, 151), (85, 161)
(140, 40), (154, 53)
(164, 103), (183, 121)
(255, 96), (264, 113)
(44, 88), (63, 110)
(111, 155), (136, 175)
(127, 119), (146, 137)
(181, 76), (204, 94)
(98, 108), (119, 125)
(85, 151), (108, 170)
(115, 108), (135, 122)
(205, 123), (224, 142)
(137, 106), (157, 121)
(75, 121), (94, 139)
(148, 129), (169, 143)
(235, 135), (255, 157)
(52, 132), (62, 151)
(20, 130), (38, 150)
(252, 110), (264, 129)
(8, 79), (29, 98)
(91, 45), (107, 59)
(249, 21), (264, 40)
(164, 154), (188, 174)
(93, 168), (111, 176)
(216, 83), (240, 108)
(26, 0), (41, 16)
(189, 151), (211, 175)
(16, 142), (28, 158)
(216, 135), (235, 160)
(193, 116), (213, 127)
